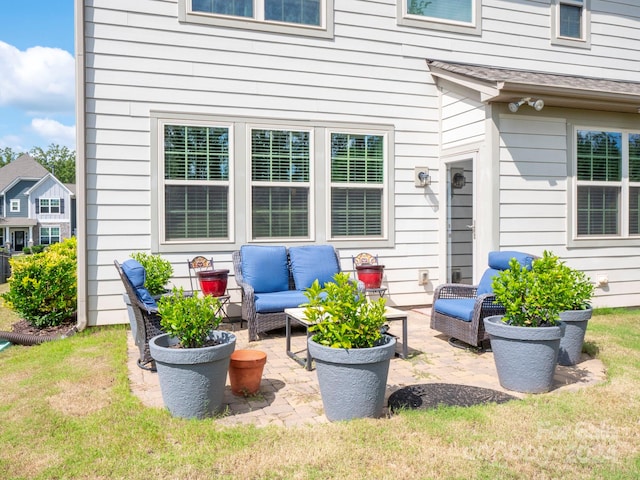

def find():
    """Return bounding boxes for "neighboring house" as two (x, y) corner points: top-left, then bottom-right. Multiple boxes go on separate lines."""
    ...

(75, 0), (640, 328)
(0, 154), (76, 252)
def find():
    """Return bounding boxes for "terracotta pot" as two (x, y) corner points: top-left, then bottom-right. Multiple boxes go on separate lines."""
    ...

(228, 349), (267, 396)
(356, 265), (385, 289)
(198, 269), (229, 296)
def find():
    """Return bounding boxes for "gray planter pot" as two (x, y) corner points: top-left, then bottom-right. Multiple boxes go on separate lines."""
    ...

(308, 335), (396, 421)
(149, 330), (236, 419)
(558, 307), (593, 366)
(484, 316), (564, 394)
(122, 293), (138, 343)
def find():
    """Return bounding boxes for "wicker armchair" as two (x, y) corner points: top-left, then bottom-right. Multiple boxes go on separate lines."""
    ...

(232, 245), (344, 341)
(430, 251), (536, 348)
(115, 260), (164, 370)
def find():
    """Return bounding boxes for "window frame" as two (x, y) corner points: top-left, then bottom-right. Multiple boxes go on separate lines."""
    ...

(247, 124), (315, 242)
(39, 226), (61, 245)
(39, 198), (61, 214)
(158, 119), (235, 247)
(326, 129), (389, 242)
(571, 126), (640, 245)
(178, 0), (334, 39)
(10, 199), (19, 213)
(151, 113), (395, 253)
(397, 0), (481, 36)
(551, 0), (591, 49)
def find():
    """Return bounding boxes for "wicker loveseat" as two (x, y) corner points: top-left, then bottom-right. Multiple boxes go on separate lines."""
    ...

(232, 245), (344, 341)
(430, 251), (535, 348)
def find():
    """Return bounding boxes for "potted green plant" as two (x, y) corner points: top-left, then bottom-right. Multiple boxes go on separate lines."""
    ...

(484, 251), (567, 393)
(303, 272), (396, 421)
(553, 259), (594, 366)
(123, 252), (173, 340)
(149, 287), (236, 419)
(129, 252), (173, 297)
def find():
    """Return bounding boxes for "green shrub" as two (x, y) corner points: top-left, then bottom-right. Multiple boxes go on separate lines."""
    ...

(157, 287), (222, 348)
(129, 252), (173, 296)
(31, 245), (45, 254)
(2, 237), (77, 328)
(304, 272), (387, 349)
(21, 247), (31, 254)
(491, 250), (592, 327)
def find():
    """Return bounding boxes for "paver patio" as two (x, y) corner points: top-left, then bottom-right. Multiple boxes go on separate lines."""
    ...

(127, 308), (606, 427)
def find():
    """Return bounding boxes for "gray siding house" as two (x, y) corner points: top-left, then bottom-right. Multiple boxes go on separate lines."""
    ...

(75, 0), (640, 328)
(0, 154), (75, 252)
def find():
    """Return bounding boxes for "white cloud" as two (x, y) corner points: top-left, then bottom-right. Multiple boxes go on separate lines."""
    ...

(0, 41), (74, 113)
(31, 118), (75, 149)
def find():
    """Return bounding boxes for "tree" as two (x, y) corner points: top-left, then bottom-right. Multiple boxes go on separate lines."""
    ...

(0, 147), (24, 167)
(30, 144), (76, 184)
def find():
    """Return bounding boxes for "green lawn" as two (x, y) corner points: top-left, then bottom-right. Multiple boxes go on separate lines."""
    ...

(1, 297), (639, 479)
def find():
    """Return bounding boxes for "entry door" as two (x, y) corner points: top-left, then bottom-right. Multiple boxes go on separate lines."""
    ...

(447, 159), (473, 284)
(14, 231), (25, 252)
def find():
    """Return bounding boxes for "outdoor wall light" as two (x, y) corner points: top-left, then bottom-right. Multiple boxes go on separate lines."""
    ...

(508, 97), (544, 113)
(452, 171), (467, 189)
(414, 167), (431, 187)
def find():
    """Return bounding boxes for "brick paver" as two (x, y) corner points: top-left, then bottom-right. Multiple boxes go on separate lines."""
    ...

(127, 309), (606, 427)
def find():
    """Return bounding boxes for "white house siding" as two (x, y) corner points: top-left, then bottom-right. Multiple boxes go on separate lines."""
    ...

(497, 113), (640, 308)
(80, 0), (640, 326)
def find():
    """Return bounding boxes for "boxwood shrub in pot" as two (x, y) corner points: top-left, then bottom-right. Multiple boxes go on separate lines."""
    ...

(485, 251), (567, 393)
(304, 272), (396, 421)
(129, 252), (173, 297)
(548, 257), (594, 366)
(149, 287), (236, 419)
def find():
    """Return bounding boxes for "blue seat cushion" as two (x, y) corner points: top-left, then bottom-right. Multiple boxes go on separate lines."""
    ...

(476, 251), (536, 295)
(488, 251), (535, 271)
(254, 290), (308, 314)
(121, 259), (157, 310)
(289, 245), (340, 290)
(240, 245), (289, 294)
(434, 298), (477, 322)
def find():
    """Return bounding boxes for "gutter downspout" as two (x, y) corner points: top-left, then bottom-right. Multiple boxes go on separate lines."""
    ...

(75, 0), (88, 331)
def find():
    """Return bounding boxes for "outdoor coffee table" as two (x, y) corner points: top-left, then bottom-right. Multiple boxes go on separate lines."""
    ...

(285, 306), (409, 371)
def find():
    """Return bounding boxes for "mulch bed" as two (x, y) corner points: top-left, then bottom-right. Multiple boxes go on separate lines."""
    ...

(9, 318), (77, 338)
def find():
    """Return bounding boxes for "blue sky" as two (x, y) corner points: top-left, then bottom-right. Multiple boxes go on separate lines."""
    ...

(0, 1), (75, 153)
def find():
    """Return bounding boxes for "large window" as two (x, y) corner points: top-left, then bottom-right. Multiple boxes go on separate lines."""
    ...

(162, 124), (231, 242)
(180, 0), (333, 38)
(38, 198), (61, 214)
(250, 128), (311, 240)
(575, 129), (640, 237)
(330, 133), (384, 238)
(192, 0), (320, 26)
(154, 115), (393, 250)
(40, 226), (60, 245)
(399, 0), (480, 35)
(552, 0), (590, 47)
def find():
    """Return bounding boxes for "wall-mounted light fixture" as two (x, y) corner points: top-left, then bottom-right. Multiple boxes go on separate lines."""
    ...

(508, 97), (544, 113)
(414, 167), (431, 187)
(450, 168), (466, 190)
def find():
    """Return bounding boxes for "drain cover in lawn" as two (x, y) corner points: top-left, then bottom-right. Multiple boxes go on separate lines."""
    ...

(388, 383), (516, 412)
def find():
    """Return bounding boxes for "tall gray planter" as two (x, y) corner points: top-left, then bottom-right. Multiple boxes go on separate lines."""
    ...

(149, 330), (236, 419)
(308, 335), (396, 421)
(122, 293), (137, 343)
(484, 316), (564, 394)
(558, 307), (593, 366)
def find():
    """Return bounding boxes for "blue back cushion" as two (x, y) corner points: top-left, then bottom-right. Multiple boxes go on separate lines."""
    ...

(240, 245), (289, 293)
(121, 259), (157, 310)
(476, 251), (535, 295)
(289, 245), (340, 290)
